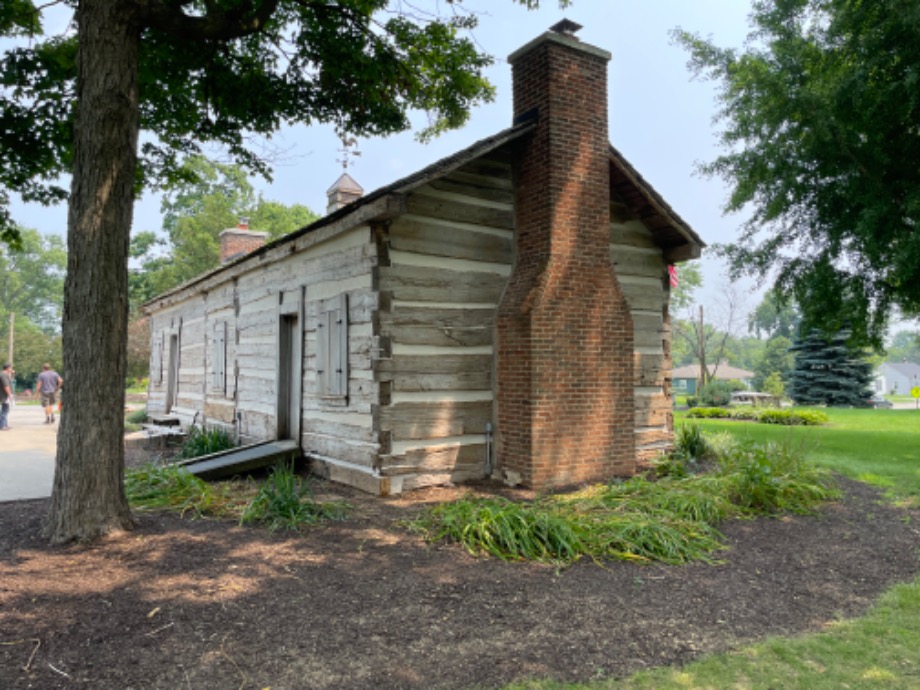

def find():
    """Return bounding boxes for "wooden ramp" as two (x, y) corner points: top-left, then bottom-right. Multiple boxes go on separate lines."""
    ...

(173, 440), (300, 481)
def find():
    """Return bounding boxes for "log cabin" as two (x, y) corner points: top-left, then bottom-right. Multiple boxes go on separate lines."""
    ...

(143, 21), (704, 495)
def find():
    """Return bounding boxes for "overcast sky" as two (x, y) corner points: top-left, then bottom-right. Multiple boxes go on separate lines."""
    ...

(10, 1), (756, 307)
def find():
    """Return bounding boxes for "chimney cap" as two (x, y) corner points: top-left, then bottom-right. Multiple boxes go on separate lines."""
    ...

(549, 18), (582, 37)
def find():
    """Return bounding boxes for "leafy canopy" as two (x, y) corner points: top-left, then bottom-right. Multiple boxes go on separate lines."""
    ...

(1, 0), (565, 246)
(674, 0), (920, 347)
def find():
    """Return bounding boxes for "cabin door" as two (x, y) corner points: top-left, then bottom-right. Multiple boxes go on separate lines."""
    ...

(276, 290), (304, 443)
(165, 333), (179, 414)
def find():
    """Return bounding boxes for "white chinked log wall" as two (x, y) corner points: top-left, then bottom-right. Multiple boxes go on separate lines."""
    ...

(146, 151), (674, 494)
(374, 153), (515, 491)
(147, 225), (381, 476)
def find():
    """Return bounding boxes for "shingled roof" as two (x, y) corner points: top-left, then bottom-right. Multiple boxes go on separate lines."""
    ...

(145, 122), (704, 307)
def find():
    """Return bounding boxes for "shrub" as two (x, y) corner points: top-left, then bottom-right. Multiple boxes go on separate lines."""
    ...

(700, 380), (734, 407)
(757, 409), (829, 426)
(685, 396), (700, 409)
(674, 422), (709, 461)
(686, 407), (828, 426)
(178, 425), (236, 459)
(240, 462), (348, 531)
(686, 407), (732, 419)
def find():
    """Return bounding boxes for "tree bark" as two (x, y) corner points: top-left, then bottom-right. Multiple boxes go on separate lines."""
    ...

(44, 1), (141, 543)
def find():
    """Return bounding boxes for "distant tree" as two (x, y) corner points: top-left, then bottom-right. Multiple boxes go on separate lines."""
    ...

(125, 317), (150, 385)
(788, 329), (873, 406)
(748, 289), (800, 341)
(130, 156), (320, 308)
(752, 335), (794, 391)
(886, 330), (920, 364)
(673, 283), (746, 386)
(670, 261), (702, 312)
(675, 0), (920, 347)
(762, 372), (785, 402)
(0, 228), (66, 333)
(4, 320), (62, 388)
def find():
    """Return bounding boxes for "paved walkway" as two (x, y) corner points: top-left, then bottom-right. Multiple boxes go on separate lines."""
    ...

(0, 404), (58, 502)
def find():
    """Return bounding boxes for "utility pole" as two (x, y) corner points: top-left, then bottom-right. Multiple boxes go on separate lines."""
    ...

(698, 305), (706, 392)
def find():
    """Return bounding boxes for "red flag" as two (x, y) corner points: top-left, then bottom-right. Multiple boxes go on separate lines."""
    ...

(668, 265), (679, 288)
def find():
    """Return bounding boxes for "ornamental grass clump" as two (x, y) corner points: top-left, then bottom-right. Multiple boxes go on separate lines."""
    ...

(412, 433), (838, 568)
(177, 424), (236, 459)
(718, 436), (839, 514)
(125, 462), (218, 515)
(240, 462), (348, 531)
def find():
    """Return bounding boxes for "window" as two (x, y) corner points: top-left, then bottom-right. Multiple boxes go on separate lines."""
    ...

(317, 293), (348, 399)
(212, 321), (227, 392)
(675, 379), (687, 390)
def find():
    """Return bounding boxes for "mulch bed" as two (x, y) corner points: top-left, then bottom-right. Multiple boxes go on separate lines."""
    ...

(1, 469), (918, 690)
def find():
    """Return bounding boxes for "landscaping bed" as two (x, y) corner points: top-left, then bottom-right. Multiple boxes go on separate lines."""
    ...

(1, 472), (918, 689)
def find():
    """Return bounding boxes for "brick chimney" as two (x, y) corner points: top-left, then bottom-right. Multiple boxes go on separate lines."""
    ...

(326, 173), (363, 213)
(219, 217), (268, 264)
(495, 21), (635, 489)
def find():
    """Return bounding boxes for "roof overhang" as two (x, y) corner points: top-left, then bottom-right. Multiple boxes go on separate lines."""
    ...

(608, 145), (704, 263)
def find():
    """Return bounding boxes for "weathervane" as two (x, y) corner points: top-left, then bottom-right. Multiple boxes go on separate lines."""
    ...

(336, 132), (361, 172)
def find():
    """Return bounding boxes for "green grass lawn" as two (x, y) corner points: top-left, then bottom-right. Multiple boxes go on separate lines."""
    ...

(676, 407), (920, 508)
(510, 408), (920, 690)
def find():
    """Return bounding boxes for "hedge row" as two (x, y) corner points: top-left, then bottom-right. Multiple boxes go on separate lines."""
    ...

(685, 407), (829, 426)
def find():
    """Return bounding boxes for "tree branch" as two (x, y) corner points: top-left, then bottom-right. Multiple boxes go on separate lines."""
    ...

(136, 0), (281, 41)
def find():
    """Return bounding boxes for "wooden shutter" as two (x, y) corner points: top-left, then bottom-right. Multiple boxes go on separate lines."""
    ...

(212, 321), (226, 392)
(317, 294), (348, 399)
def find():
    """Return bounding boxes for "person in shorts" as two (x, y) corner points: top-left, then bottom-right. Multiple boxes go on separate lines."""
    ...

(0, 362), (13, 430)
(37, 363), (63, 424)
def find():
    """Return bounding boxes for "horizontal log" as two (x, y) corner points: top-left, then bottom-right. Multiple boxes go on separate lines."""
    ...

(376, 354), (493, 376)
(380, 400), (492, 440)
(619, 283), (667, 312)
(379, 443), (486, 476)
(391, 371), (492, 392)
(379, 265), (506, 304)
(301, 417), (376, 444)
(301, 434), (377, 468)
(610, 220), (656, 248)
(385, 305), (496, 329)
(427, 176), (514, 205)
(388, 217), (512, 264)
(204, 401), (236, 424)
(407, 193), (514, 230)
(455, 154), (513, 176)
(612, 248), (666, 277)
(634, 353), (668, 387)
(634, 395), (672, 428)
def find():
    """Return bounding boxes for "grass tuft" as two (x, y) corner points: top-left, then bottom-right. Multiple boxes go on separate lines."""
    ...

(177, 424), (236, 459)
(124, 462), (217, 515)
(240, 462), (348, 531)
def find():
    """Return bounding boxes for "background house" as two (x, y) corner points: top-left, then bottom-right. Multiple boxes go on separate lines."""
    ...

(143, 22), (704, 495)
(672, 361), (754, 395)
(874, 362), (920, 395)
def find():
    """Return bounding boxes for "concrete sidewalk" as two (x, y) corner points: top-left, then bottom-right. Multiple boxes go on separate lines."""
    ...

(0, 404), (58, 502)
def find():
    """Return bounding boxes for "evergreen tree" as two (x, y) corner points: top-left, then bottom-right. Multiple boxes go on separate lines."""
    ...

(788, 329), (873, 406)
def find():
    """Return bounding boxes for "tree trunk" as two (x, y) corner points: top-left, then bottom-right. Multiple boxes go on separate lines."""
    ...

(44, 1), (141, 543)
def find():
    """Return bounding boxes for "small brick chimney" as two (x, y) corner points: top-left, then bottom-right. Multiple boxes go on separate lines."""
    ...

(219, 218), (268, 264)
(326, 173), (364, 213)
(495, 21), (636, 489)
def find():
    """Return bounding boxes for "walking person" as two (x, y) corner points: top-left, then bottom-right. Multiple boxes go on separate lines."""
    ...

(37, 363), (63, 424)
(0, 362), (13, 431)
